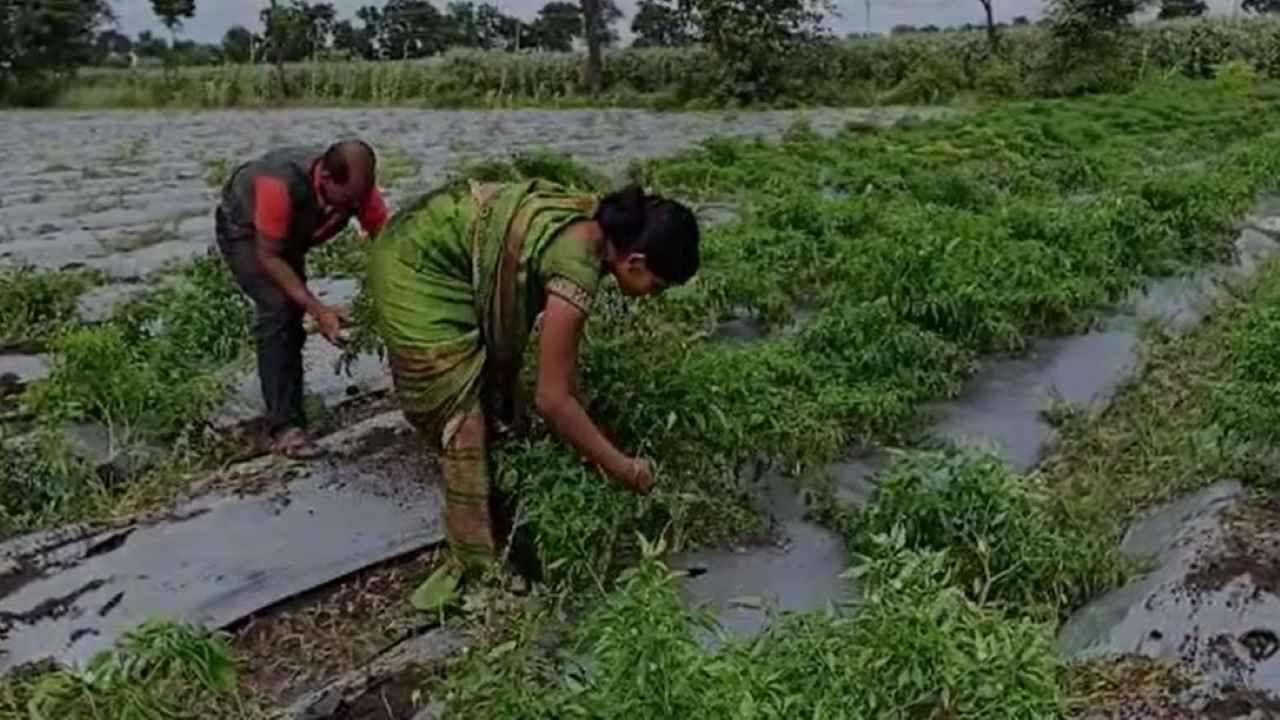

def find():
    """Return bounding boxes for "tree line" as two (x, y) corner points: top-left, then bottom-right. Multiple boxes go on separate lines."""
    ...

(73, 0), (696, 68)
(5, 0), (1280, 105)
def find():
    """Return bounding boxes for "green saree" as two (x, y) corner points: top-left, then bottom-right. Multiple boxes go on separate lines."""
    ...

(367, 179), (604, 565)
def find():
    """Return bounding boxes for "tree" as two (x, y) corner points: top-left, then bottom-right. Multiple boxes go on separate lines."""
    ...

(354, 5), (386, 57)
(135, 31), (170, 59)
(1, 0), (115, 101)
(476, 3), (525, 50)
(678, 0), (833, 100)
(1242, 0), (1280, 12)
(171, 39), (221, 65)
(1012, 15), (1031, 25)
(96, 29), (134, 62)
(527, 2), (581, 51)
(1047, 0), (1150, 78)
(150, 0), (196, 40)
(977, 0), (998, 50)
(222, 25), (255, 63)
(260, 0), (338, 62)
(632, 0), (693, 47)
(581, 0), (605, 94)
(444, 2), (524, 50)
(379, 0), (449, 58)
(1158, 0), (1208, 17)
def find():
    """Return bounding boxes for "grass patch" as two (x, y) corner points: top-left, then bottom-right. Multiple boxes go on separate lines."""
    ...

(440, 538), (1063, 719)
(0, 620), (239, 719)
(0, 265), (99, 349)
(1042, 261), (1280, 518)
(0, 428), (99, 537)
(815, 450), (1132, 621)
(99, 222), (180, 253)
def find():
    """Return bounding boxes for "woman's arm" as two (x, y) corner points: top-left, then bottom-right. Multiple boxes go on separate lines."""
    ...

(535, 294), (650, 493)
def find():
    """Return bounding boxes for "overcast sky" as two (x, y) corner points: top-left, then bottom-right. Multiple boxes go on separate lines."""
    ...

(113, 0), (1250, 44)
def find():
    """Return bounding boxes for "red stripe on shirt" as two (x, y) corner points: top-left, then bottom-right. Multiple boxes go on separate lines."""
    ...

(253, 176), (291, 241)
(358, 187), (389, 234)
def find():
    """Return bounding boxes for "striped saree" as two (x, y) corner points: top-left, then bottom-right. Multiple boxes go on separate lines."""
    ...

(367, 179), (602, 568)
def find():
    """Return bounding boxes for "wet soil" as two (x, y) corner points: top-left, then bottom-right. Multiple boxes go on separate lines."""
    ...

(1186, 500), (1280, 598)
(230, 550), (440, 709)
(0, 107), (946, 278)
(1071, 655), (1280, 719)
(331, 664), (437, 720)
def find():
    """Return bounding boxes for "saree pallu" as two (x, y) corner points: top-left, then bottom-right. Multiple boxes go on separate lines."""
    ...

(367, 179), (600, 567)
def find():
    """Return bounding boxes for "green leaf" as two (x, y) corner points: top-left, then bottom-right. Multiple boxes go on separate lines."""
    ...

(410, 566), (460, 613)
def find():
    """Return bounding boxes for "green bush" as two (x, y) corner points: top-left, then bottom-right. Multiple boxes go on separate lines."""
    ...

(0, 266), (97, 347)
(28, 256), (252, 445)
(13, 620), (237, 720)
(816, 450), (1130, 618)
(441, 538), (1064, 719)
(0, 430), (97, 537)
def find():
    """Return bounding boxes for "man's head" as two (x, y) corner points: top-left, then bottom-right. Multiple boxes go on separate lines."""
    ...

(317, 140), (377, 210)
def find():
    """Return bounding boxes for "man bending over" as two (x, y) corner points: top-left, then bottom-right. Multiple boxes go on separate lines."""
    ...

(215, 141), (388, 458)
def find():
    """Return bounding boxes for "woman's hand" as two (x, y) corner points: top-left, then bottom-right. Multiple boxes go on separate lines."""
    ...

(620, 456), (656, 495)
(537, 294), (644, 494)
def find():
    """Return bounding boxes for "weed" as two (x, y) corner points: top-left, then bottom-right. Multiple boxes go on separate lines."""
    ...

(2, 619), (239, 720)
(441, 536), (1063, 719)
(1040, 390), (1084, 430)
(0, 265), (98, 348)
(27, 255), (252, 448)
(99, 222), (180, 253)
(309, 229), (367, 279)
(0, 428), (99, 537)
(201, 153), (239, 190)
(107, 135), (150, 166)
(815, 449), (1130, 620)
(377, 144), (422, 190)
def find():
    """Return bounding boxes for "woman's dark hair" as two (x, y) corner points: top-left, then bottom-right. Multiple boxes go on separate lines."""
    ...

(595, 185), (700, 285)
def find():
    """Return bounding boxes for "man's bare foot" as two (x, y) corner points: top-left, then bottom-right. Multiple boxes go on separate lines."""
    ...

(272, 427), (325, 460)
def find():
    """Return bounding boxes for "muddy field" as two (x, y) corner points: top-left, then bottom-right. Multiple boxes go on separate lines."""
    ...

(0, 105), (949, 423)
(0, 106), (944, 279)
(8, 84), (1280, 718)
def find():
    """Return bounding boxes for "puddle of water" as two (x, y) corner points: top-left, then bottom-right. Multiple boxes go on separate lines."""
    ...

(671, 473), (851, 641)
(675, 203), (1280, 640)
(696, 205), (741, 229)
(0, 354), (50, 386)
(925, 319), (1142, 473)
(0, 438), (443, 671)
(713, 314), (766, 345)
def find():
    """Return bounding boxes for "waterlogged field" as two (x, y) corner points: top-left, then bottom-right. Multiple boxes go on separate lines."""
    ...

(5, 76), (1280, 717)
(0, 106), (938, 279)
(0, 104), (940, 536)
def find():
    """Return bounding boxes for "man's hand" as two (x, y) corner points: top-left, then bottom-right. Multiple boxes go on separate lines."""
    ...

(310, 304), (352, 347)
